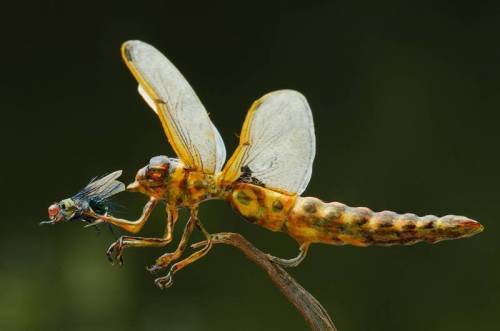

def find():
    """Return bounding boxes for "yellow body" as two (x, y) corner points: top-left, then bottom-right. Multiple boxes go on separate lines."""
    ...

(227, 182), (483, 246)
(157, 166), (483, 247)
(130, 163), (220, 208)
(228, 183), (297, 232)
(166, 167), (219, 208)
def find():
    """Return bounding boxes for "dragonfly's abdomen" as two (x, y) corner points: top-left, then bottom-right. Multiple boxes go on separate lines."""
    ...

(285, 197), (483, 246)
(228, 183), (297, 232)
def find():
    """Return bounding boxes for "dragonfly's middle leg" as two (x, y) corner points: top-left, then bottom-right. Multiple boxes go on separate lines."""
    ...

(146, 208), (199, 274)
(107, 207), (178, 265)
(153, 220), (213, 289)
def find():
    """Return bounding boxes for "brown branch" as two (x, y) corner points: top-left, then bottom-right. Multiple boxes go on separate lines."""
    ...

(191, 232), (337, 331)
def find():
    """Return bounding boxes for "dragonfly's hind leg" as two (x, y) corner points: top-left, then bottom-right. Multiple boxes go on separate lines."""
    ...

(267, 243), (310, 268)
(106, 207), (178, 265)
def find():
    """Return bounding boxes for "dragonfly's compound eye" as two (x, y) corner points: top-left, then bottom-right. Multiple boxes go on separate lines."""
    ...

(147, 155), (170, 182)
(48, 203), (60, 218)
(147, 168), (164, 181)
(149, 155), (170, 170)
(146, 167), (167, 182)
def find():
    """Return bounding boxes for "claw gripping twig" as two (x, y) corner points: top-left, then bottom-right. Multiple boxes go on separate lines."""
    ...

(191, 232), (337, 331)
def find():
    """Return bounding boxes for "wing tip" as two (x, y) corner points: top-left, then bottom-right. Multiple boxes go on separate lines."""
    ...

(111, 169), (123, 178)
(121, 40), (149, 62)
(259, 89), (308, 105)
(277, 89), (307, 99)
(121, 41), (138, 62)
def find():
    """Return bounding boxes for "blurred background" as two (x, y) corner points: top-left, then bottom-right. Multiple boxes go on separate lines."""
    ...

(1, 0), (498, 330)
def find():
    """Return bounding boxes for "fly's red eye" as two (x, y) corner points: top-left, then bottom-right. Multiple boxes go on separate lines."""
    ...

(48, 204), (60, 217)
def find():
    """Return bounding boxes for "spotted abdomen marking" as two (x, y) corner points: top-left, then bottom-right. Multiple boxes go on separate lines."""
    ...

(228, 183), (296, 232)
(285, 197), (483, 246)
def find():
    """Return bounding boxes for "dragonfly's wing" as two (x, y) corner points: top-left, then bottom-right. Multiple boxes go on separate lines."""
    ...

(122, 40), (226, 174)
(76, 170), (126, 201)
(220, 90), (315, 195)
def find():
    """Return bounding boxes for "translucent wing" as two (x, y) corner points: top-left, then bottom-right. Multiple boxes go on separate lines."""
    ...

(122, 40), (226, 174)
(220, 90), (315, 195)
(75, 170), (125, 201)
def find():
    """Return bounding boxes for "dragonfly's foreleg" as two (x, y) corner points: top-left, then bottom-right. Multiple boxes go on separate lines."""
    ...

(267, 243), (310, 268)
(153, 219), (213, 289)
(84, 198), (157, 233)
(106, 207), (178, 265)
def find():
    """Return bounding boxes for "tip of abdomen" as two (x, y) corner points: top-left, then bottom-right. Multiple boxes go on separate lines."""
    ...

(459, 218), (484, 237)
(435, 215), (484, 242)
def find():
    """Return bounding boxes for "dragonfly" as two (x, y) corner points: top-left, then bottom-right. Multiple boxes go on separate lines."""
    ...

(84, 40), (483, 289)
(41, 171), (125, 227)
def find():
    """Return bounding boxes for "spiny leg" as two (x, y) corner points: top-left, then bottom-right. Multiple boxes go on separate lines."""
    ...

(85, 198), (157, 234)
(146, 207), (199, 274)
(107, 207), (179, 265)
(267, 243), (310, 268)
(154, 219), (213, 289)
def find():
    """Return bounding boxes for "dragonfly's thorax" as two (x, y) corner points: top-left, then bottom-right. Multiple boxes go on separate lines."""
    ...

(128, 155), (221, 207)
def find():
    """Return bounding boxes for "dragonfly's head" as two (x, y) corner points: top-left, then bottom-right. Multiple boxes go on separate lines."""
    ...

(42, 198), (78, 225)
(127, 155), (174, 198)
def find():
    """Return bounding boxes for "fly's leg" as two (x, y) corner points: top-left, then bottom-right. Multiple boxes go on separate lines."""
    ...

(84, 198), (157, 233)
(153, 220), (213, 289)
(267, 243), (310, 268)
(106, 207), (178, 265)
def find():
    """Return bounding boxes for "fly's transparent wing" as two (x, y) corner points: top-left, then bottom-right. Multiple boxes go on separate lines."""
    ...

(221, 90), (315, 195)
(76, 170), (125, 201)
(122, 40), (226, 174)
(95, 181), (126, 201)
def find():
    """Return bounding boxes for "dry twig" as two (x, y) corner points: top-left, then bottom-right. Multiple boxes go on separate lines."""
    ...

(192, 232), (337, 331)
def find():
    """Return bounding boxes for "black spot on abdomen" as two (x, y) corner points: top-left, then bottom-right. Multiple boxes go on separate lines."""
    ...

(302, 200), (317, 214)
(272, 200), (283, 212)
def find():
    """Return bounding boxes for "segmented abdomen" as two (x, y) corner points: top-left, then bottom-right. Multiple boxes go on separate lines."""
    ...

(285, 197), (483, 246)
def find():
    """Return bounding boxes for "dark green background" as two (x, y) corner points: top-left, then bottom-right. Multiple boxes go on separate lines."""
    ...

(1, 1), (498, 330)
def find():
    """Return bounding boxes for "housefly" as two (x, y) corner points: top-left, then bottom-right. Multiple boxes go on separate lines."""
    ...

(41, 170), (125, 229)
